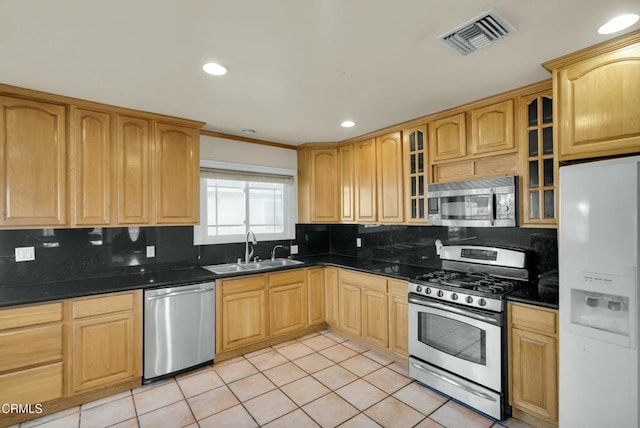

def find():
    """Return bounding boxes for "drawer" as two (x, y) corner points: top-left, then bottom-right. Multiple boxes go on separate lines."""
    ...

(0, 325), (62, 372)
(0, 302), (62, 330)
(221, 274), (267, 296)
(73, 291), (137, 319)
(340, 269), (387, 292)
(510, 303), (557, 336)
(269, 269), (306, 287)
(389, 279), (408, 296)
(0, 362), (63, 404)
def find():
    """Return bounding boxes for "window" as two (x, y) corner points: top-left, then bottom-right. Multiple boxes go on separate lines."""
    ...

(194, 161), (296, 245)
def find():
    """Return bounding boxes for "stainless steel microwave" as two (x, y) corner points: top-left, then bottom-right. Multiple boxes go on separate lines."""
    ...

(427, 176), (517, 227)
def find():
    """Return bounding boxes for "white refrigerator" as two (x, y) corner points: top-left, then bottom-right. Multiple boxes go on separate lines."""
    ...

(559, 156), (639, 427)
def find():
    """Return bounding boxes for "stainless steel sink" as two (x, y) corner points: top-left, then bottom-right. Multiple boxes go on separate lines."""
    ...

(204, 258), (303, 274)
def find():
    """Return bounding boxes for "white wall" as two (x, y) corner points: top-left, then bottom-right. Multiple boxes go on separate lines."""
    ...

(200, 135), (297, 170)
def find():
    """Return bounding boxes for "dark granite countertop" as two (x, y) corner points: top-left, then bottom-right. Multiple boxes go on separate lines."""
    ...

(506, 287), (559, 310)
(0, 254), (558, 310)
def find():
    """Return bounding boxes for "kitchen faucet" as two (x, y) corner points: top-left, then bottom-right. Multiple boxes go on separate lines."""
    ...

(245, 230), (258, 264)
(271, 245), (283, 261)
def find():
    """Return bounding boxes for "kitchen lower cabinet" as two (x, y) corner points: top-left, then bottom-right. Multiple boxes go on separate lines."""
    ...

(269, 270), (307, 337)
(307, 268), (325, 326)
(68, 291), (142, 395)
(218, 274), (269, 352)
(0, 302), (64, 406)
(324, 267), (339, 327)
(337, 269), (389, 349)
(388, 279), (409, 357)
(508, 302), (558, 426)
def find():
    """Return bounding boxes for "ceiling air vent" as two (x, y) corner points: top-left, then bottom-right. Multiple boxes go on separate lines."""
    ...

(437, 9), (516, 55)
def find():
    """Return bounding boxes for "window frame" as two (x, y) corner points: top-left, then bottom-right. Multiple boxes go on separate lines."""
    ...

(194, 160), (297, 245)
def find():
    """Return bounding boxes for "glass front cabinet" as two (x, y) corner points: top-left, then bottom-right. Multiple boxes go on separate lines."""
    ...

(403, 125), (428, 223)
(519, 89), (557, 227)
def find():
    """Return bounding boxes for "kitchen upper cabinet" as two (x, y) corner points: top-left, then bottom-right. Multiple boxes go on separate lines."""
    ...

(307, 267), (325, 326)
(339, 144), (355, 222)
(388, 279), (408, 357)
(544, 31), (640, 161)
(376, 132), (404, 223)
(297, 145), (340, 223)
(269, 270), (307, 337)
(403, 125), (428, 223)
(324, 267), (339, 327)
(0, 302), (64, 407)
(508, 302), (558, 426)
(518, 87), (557, 227)
(115, 116), (151, 225)
(429, 113), (466, 162)
(0, 96), (67, 227)
(354, 138), (377, 222)
(68, 291), (142, 395)
(469, 100), (515, 156)
(218, 274), (269, 353)
(71, 108), (112, 226)
(153, 122), (199, 224)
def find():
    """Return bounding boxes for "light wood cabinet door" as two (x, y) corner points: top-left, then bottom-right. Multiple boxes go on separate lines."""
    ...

(429, 113), (466, 162)
(154, 122), (199, 224)
(115, 116), (150, 224)
(389, 280), (408, 357)
(362, 289), (388, 349)
(376, 132), (404, 223)
(508, 302), (558, 425)
(403, 125), (428, 223)
(72, 108), (112, 225)
(511, 328), (558, 423)
(0, 96), (66, 227)
(553, 39), (640, 161)
(307, 268), (325, 326)
(469, 100), (515, 156)
(338, 282), (362, 337)
(309, 147), (340, 222)
(324, 267), (339, 327)
(339, 144), (355, 222)
(354, 138), (377, 222)
(269, 270), (307, 336)
(69, 291), (142, 395)
(219, 275), (268, 352)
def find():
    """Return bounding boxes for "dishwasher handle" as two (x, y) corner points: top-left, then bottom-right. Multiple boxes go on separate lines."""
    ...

(146, 284), (215, 301)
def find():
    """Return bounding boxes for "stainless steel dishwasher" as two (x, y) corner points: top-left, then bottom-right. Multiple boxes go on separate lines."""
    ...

(143, 281), (215, 382)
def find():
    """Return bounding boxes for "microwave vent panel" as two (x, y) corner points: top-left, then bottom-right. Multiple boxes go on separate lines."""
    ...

(438, 9), (516, 55)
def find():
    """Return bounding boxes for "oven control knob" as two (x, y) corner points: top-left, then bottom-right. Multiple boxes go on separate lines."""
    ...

(465, 296), (474, 304)
(451, 293), (458, 301)
(437, 290), (444, 298)
(425, 288), (432, 295)
(478, 298), (487, 307)
(416, 286), (422, 293)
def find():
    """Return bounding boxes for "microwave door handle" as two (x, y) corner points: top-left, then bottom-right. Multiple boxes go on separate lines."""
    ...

(489, 188), (495, 226)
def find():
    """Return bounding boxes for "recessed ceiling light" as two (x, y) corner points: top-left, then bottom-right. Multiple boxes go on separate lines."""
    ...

(202, 62), (228, 76)
(241, 129), (256, 135)
(341, 120), (356, 128)
(598, 13), (639, 34)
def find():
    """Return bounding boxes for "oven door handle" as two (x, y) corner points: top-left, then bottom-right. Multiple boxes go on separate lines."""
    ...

(410, 360), (497, 402)
(408, 297), (500, 325)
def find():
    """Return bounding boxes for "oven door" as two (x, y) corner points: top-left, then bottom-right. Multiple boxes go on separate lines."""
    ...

(408, 295), (503, 392)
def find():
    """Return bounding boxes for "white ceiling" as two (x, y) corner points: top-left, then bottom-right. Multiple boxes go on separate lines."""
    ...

(1, 0), (638, 145)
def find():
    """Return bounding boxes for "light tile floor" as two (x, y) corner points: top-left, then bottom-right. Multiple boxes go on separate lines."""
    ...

(13, 330), (534, 428)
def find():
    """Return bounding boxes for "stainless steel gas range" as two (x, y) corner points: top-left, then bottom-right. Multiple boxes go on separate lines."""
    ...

(408, 245), (532, 420)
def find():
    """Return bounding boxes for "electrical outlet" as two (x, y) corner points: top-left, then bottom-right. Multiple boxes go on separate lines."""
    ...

(15, 246), (35, 262)
(290, 244), (299, 255)
(146, 246), (155, 258)
(356, 237), (362, 248)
